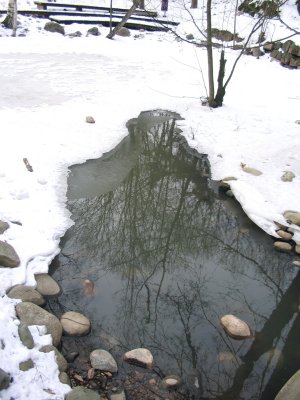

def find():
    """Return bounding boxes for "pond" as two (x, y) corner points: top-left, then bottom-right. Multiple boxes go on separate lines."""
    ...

(48, 110), (299, 399)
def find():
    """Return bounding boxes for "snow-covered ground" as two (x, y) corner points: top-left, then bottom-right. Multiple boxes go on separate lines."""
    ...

(0, 0), (299, 398)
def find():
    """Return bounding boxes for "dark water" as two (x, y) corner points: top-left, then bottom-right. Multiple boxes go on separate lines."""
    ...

(49, 110), (300, 399)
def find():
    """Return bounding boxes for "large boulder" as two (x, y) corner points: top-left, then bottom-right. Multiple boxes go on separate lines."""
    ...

(44, 22), (65, 35)
(16, 302), (62, 347)
(0, 240), (20, 268)
(220, 314), (253, 339)
(275, 369), (300, 400)
(7, 285), (45, 306)
(60, 311), (91, 336)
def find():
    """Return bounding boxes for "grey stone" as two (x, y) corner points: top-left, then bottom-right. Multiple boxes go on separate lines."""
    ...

(283, 211), (300, 226)
(225, 190), (234, 198)
(274, 241), (292, 252)
(0, 240), (20, 268)
(44, 21), (65, 35)
(90, 349), (118, 373)
(18, 322), (34, 349)
(123, 348), (154, 368)
(59, 371), (71, 386)
(186, 33), (194, 40)
(35, 273), (61, 297)
(275, 369), (300, 400)
(87, 27), (100, 36)
(19, 359), (34, 371)
(116, 27), (130, 37)
(252, 47), (264, 57)
(7, 285), (45, 306)
(60, 311), (91, 336)
(220, 314), (253, 339)
(16, 302), (62, 347)
(69, 31), (82, 37)
(281, 171), (295, 182)
(66, 386), (101, 400)
(86, 116), (95, 124)
(0, 221), (9, 234)
(40, 345), (68, 372)
(0, 368), (10, 390)
(276, 230), (293, 241)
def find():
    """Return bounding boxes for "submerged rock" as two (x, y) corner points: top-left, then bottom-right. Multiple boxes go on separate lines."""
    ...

(90, 349), (118, 373)
(123, 348), (154, 368)
(66, 386), (101, 400)
(160, 375), (182, 390)
(60, 311), (91, 336)
(220, 314), (253, 339)
(0, 240), (20, 268)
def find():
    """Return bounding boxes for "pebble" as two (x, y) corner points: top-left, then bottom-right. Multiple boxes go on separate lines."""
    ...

(86, 116), (95, 124)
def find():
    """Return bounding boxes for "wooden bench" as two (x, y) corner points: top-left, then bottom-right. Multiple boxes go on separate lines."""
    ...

(34, 1), (158, 17)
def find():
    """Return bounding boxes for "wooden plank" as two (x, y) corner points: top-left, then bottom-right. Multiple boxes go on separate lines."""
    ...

(33, 1), (158, 17)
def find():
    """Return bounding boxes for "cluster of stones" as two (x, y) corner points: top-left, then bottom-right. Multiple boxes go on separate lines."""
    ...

(263, 40), (300, 68)
(44, 22), (131, 38)
(273, 211), (300, 260)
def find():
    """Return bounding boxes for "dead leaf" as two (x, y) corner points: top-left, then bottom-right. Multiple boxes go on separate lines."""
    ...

(87, 368), (95, 380)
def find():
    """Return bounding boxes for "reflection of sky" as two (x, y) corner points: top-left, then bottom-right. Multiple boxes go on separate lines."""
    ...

(52, 114), (298, 400)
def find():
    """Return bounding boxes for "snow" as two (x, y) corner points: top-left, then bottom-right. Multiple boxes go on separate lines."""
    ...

(0, 0), (299, 398)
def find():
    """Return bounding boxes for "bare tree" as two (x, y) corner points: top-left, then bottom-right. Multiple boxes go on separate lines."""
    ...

(2, 0), (17, 36)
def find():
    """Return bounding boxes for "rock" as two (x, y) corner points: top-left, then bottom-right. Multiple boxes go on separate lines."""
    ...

(7, 285), (45, 306)
(99, 331), (121, 351)
(186, 33), (194, 40)
(275, 369), (300, 400)
(0, 240), (20, 268)
(263, 42), (274, 52)
(69, 31), (82, 38)
(86, 116), (95, 124)
(123, 348), (154, 368)
(116, 27), (130, 37)
(90, 349), (118, 373)
(19, 359), (34, 371)
(65, 351), (79, 362)
(295, 245), (300, 255)
(281, 171), (295, 182)
(274, 241), (292, 252)
(40, 345), (68, 372)
(219, 181), (230, 192)
(220, 314), (253, 339)
(0, 368), (10, 390)
(16, 302), (62, 347)
(225, 190), (234, 198)
(110, 391), (126, 400)
(35, 273), (61, 297)
(60, 311), (91, 336)
(18, 322), (34, 349)
(66, 386), (101, 400)
(293, 260), (300, 267)
(295, 120), (300, 125)
(0, 221), (9, 234)
(284, 211), (300, 226)
(211, 28), (234, 41)
(160, 375), (182, 390)
(87, 27), (100, 36)
(241, 164), (262, 176)
(222, 176), (237, 181)
(44, 21), (65, 35)
(59, 371), (71, 386)
(251, 47), (264, 57)
(276, 230), (293, 241)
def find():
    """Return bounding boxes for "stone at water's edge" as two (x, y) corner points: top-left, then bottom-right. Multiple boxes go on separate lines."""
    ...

(275, 369), (300, 400)
(60, 311), (91, 336)
(220, 314), (253, 340)
(0, 240), (20, 268)
(295, 245), (300, 255)
(16, 302), (62, 347)
(34, 273), (61, 297)
(274, 241), (293, 252)
(276, 230), (293, 241)
(123, 348), (154, 368)
(90, 349), (118, 373)
(66, 386), (101, 400)
(7, 285), (45, 306)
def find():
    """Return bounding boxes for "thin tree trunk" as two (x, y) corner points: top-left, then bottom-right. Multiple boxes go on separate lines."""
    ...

(2, 0), (17, 36)
(206, 0), (215, 107)
(214, 49), (226, 107)
(106, 3), (137, 39)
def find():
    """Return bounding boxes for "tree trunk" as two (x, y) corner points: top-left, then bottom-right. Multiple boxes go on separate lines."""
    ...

(206, 0), (215, 107)
(214, 49), (226, 107)
(2, 0), (17, 36)
(106, 3), (137, 39)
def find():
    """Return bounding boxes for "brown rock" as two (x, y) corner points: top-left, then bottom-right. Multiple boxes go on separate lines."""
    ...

(60, 311), (91, 336)
(274, 241), (292, 252)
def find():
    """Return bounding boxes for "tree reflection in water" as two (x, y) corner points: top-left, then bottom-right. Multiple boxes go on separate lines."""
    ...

(49, 110), (299, 399)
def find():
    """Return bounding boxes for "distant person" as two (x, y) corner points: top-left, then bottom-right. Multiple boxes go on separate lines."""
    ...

(161, 0), (168, 17)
